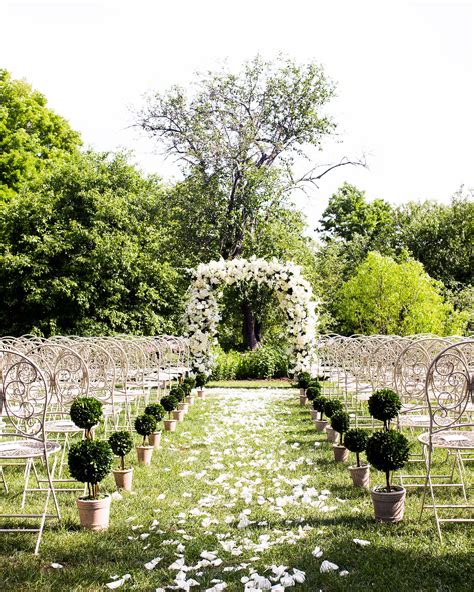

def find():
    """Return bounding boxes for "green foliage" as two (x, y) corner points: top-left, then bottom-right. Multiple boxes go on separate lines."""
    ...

(160, 395), (178, 417)
(0, 69), (81, 201)
(305, 383), (322, 401)
(183, 375), (196, 389)
(368, 389), (402, 430)
(312, 395), (328, 414)
(297, 372), (312, 390)
(195, 373), (208, 388)
(0, 151), (181, 336)
(323, 398), (344, 419)
(70, 397), (103, 438)
(134, 414), (157, 445)
(344, 428), (369, 466)
(330, 410), (350, 444)
(169, 387), (185, 402)
(108, 431), (134, 470)
(337, 252), (467, 336)
(211, 345), (289, 380)
(144, 403), (166, 422)
(68, 439), (113, 499)
(366, 430), (410, 491)
(180, 382), (192, 396)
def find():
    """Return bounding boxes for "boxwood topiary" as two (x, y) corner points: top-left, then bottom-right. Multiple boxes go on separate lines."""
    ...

(160, 395), (178, 418)
(183, 375), (196, 389)
(306, 383), (322, 401)
(330, 410), (350, 445)
(312, 395), (328, 417)
(70, 397), (103, 439)
(108, 431), (134, 470)
(366, 430), (410, 492)
(344, 428), (369, 467)
(368, 389), (402, 430)
(195, 373), (207, 388)
(323, 398), (344, 419)
(134, 414), (157, 446)
(297, 372), (312, 390)
(68, 439), (113, 499)
(169, 386), (186, 402)
(144, 403), (166, 423)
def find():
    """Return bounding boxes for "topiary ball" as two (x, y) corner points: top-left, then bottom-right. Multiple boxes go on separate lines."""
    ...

(169, 387), (186, 402)
(330, 410), (350, 434)
(144, 403), (166, 422)
(366, 430), (410, 473)
(184, 375), (196, 389)
(297, 372), (312, 390)
(108, 431), (134, 458)
(68, 439), (113, 485)
(306, 384), (322, 401)
(134, 414), (157, 437)
(312, 395), (328, 413)
(160, 395), (178, 413)
(195, 372), (207, 388)
(324, 398), (344, 418)
(70, 397), (103, 430)
(344, 428), (369, 453)
(368, 389), (402, 425)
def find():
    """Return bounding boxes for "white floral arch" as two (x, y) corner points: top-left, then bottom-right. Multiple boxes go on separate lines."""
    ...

(184, 257), (317, 375)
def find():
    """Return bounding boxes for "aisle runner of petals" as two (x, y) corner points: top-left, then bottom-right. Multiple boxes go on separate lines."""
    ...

(105, 390), (357, 591)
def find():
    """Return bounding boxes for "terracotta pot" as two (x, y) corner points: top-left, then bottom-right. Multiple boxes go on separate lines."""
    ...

(178, 402), (189, 414)
(136, 445), (154, 465)
(326, 427), (339, 442)
(371, 486), (406, 523)
(197, 389), (205, 399)
(149, 431), (162, 449)
(310, 409), (319, 420)
(333, 444), (349, 463)
(314, 419), (328, 432)
(172, 409), (184, 422)
(164, 419), (177, 432)
(186, 395), (195, 406)
(299, 395), (307, 406)
(113, 468), (133, 492)
(299, 388), (306, 397)
(348, 464), (370, 488)
(76, 495), (111, 530)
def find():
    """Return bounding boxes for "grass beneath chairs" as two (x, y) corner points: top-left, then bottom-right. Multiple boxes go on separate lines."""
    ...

(0, 387), (472, 591)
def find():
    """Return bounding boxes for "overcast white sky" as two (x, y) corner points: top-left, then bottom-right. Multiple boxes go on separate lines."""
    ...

(1, 0), (473, 228)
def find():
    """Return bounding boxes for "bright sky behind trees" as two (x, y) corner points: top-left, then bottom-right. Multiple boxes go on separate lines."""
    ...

(1, 0), (472, 228)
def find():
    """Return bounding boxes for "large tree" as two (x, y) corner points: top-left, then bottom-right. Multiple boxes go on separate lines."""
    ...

(0, 69), (81, 201)
(136, 55), (362, 348)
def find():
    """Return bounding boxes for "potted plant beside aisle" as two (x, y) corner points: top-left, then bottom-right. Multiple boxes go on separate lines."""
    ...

(324, 399), (344, 442)
(144, 403), (166, 448)
(312, 396), (329, 432)
(306, 381), (322, 420)
(108, 431), (134, 492)
(296, 372), (312, 404)
(134, 414), (157, 465)
(330, 410), (350, 462)
(70, 397), (103, 440)
(195, 372), (208, 400)
(177, 383), (191, 415)
(170, 387), (186, 421)
(161, 394), (179, 432)
(68, 438), (113, 530)
(344, 428), (370, 488)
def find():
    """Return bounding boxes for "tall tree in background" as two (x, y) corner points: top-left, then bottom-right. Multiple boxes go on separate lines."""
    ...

(0, 69), (81, 201)
(136, 55), (363, 348)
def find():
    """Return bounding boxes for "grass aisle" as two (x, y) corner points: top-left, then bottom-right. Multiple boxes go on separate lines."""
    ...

(0, 388), (471, 591)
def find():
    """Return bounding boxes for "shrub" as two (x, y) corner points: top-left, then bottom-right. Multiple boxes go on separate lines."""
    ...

(297, 372), (312, 390)
(108, 431), (134, 470)
(195, 372), (208, 388)
(180, 381), (192, 396)
(368, 389), (402, 430)
(366, 430), (410, 492)
(330, 410), (350, 445)
(210, 345), (289, 380)
(68, 439), (113, 499)
(70, 397), (103, 439)
(312, 395), (328, 417)
(160, 395), (178, 418)
(324, 398), (344, 419)
(144, 403), (166, 423)
(344, 428), (369, 467)
(169, 386), (186, 402)
(184, 375), (196, 389)
(305, 382), (322, 401)
(134, 414), (157, 446)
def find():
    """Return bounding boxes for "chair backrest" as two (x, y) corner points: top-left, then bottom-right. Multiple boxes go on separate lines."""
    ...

(0, 349), (49, 441)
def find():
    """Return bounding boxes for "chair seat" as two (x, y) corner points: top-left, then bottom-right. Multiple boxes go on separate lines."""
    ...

(44, 419), (82, 434)
(0, 440), (61, 459)
(418, 430), (474, 450)
(399, 414), (431, 428)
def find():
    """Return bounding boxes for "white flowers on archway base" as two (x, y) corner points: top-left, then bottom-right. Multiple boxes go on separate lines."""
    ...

(184, 257), (317, 376)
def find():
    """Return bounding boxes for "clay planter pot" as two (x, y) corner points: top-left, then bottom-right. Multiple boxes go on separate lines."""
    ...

(314, 419), (328, 432)
(197, 389), (205, 399)
(348, 464), (370, 488)
(172, 409), (184, 422)
(164, 419), (177, 432)
(370, 486), (406, 522)
(186, 395), (195, 406)
(113, 468), (133, 492)
(178, 402), (189, 414)
(76, 494), (111, 530)
(299, 388), (306, 397)
(310, 409), (319, 420)
(149, 431), (162, 449)
(326, 427), (339, 442)
(299, 394), (307, 406)
(333, 444), (349, 463)
(136, 445), (154, 465)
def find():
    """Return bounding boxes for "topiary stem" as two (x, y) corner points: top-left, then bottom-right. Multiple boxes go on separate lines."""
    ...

(356, 451), (360, 467)
(386, 470), (391, 492)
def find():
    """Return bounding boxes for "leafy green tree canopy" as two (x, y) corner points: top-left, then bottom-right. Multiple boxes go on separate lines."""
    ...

(0, 69), (81, 200)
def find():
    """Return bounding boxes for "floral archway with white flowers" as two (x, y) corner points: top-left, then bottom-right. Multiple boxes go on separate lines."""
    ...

(184, 257), (317, 375)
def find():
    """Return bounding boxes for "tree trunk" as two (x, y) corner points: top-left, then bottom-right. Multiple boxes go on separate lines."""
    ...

(242, 300), (260, 350)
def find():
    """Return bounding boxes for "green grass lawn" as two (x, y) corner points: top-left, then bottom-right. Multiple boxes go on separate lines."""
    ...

(0, 388), (472, 591)
(207, 379), (293, 389)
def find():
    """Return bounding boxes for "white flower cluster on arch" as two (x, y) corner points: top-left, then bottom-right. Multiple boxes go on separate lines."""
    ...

(184, 257), (317, 375)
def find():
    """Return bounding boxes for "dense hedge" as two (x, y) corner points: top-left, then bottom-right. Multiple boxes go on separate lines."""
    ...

(211, 345), (289, 380)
